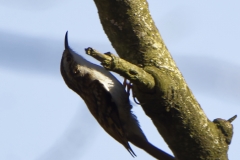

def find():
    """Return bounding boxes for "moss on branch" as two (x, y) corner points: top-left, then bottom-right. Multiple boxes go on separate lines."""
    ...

(93, 0), (235, 159)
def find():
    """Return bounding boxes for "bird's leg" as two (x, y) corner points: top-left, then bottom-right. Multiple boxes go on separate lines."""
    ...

(123, 79), (132, 96)
(123, 79), (140, 105)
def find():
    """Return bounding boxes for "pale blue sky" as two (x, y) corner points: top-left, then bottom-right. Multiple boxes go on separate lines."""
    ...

(0, 1), (239, 160)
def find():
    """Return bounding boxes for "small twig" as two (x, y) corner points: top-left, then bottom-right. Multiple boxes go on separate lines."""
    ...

(85, 47), (155, 92)
(228, 115), (237, 123)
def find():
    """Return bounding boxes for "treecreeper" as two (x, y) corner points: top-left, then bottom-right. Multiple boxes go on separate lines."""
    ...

(60, 31), (174, 160)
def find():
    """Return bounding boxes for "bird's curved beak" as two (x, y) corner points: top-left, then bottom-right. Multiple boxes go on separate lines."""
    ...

(65, 31), (69, 50)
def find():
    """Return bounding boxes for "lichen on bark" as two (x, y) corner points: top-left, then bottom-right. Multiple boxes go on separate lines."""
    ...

(92, 0), (235, 159)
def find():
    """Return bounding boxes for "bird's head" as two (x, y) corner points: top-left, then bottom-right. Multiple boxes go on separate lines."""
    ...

(60, 31), (93, 91)
(60, 31), (119, 95)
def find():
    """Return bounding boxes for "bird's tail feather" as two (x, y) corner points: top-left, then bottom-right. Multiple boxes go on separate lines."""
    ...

(128, 136), (175, 160)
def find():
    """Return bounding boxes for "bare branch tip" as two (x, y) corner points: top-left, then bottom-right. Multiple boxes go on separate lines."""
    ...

(228, 115), (237, 123)
(85, 47), (93, 55)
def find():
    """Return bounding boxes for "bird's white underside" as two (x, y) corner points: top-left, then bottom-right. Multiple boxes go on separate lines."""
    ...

(72, 50), (118, 92)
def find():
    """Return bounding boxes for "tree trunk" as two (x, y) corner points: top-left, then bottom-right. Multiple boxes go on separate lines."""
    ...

(91, 0), (235, 159)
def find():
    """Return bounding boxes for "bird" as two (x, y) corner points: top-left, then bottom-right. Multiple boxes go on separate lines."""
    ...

(60, 31), (174, 160)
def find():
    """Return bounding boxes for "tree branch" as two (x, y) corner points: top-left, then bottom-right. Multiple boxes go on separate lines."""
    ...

(93, 0), (235, 159)
(85, 47), (155, 92)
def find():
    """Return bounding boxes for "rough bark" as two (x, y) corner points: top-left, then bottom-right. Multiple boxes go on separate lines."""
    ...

(90, 0), (235, 159)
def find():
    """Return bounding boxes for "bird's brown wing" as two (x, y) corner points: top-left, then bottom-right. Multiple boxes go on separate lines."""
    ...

(88, 79), (136, 157)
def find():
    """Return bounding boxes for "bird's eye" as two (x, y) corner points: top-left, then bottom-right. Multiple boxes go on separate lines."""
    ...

(66, 56), (72, 62)
(73, 68), (79, 74)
